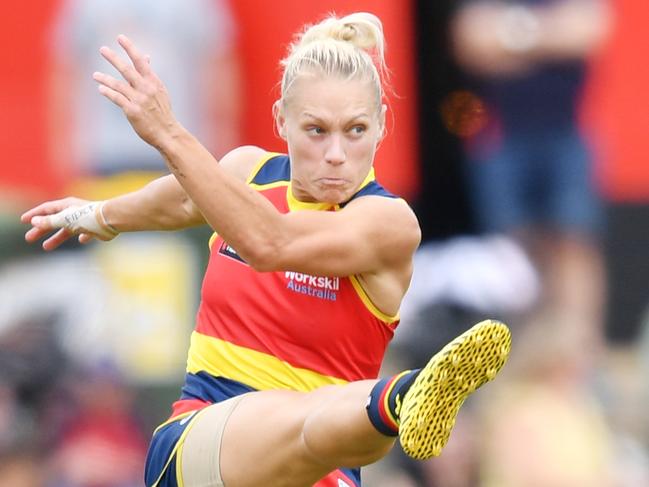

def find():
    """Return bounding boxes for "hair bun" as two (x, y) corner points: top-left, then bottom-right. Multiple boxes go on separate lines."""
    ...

(299, 12), (384, 56)
(338, 23), (358, 42)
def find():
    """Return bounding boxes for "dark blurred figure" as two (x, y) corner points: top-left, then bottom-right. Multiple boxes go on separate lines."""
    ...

(0, 312), (67, 449)
(450, 0), (611, 342)
(394, 1), (612, 485)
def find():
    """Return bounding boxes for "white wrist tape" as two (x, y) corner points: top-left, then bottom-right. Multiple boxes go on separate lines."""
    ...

(49, 201), (119, 240)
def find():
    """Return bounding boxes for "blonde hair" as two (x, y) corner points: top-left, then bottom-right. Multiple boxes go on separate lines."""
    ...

(279, 12), (388, 109)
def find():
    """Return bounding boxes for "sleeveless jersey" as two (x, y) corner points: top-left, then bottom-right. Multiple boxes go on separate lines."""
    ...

(172, 153), (400, 416)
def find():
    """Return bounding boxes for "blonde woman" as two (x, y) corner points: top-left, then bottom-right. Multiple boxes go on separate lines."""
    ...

(23, 12), (510, 487)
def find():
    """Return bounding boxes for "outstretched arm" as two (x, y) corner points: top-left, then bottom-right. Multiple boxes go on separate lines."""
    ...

(22, 144), (265, 251)
(21, 174), (204, 250)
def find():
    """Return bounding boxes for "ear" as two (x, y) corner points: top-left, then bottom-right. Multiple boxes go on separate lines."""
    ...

(377, 103), (387, 142)
(273, 100), (287, 140)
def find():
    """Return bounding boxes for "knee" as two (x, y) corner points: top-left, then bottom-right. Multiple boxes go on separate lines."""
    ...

(301, 405), (394, 467)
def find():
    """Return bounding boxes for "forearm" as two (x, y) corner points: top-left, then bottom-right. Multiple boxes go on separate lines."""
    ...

(103, 174), (206, 232)
(158, 127), (282, 265)
(452, 0), (610, 75)
(534, 0), (610, 60)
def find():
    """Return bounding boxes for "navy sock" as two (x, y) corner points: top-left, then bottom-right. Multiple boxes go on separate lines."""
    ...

(365, 369), (420, 436)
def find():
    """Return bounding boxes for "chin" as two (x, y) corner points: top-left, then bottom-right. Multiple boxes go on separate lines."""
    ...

(320, 189), (352, 205)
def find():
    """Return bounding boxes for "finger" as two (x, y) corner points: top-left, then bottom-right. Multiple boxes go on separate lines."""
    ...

(25, 226), (51, 243)
(99, 45), (140, 86)
(42, 209), (73, 229)
(30, 214), (58, 230)
(117, 34), (152, 77)
(42, 228), (73, 251)
(93, 71), (137, 101)
(78, 233), (96, 245)
(21, 199), (74, 223)
(97, 84), (132, 111)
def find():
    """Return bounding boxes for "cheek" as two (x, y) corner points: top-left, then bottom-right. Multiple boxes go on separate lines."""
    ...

(288, 131), (319, 156)
(350, 137), (378, 162)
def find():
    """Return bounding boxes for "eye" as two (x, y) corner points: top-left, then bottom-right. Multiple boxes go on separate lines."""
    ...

(349, 125), (367, 136)
(307, 126), (325, 135)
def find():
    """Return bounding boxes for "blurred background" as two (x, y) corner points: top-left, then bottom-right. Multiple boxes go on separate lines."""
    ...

(1, 0), (649, 486)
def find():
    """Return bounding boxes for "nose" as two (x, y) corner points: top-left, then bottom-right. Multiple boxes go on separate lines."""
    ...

(324, 134), (346, 166)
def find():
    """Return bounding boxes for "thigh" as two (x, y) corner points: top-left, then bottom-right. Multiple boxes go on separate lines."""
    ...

(219, 389), (333, 487)
(186, 382), (384, 487)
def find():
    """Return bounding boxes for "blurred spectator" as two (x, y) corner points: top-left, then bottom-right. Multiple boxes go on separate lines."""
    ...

(44, 364), (148, 487)
(449, 0), (611, 342)
(477, 317), (619, 487)
(48, 0), (241, 189)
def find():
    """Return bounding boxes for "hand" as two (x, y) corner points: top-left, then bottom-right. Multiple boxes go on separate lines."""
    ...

(544, 0), (611, 58)
(21, 198), (118, 251)
(451, 2), (535, 76)
(92, 35), (180, 149)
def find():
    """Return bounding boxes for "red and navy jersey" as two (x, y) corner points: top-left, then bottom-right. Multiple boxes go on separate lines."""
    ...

(173, 152), (401, 416)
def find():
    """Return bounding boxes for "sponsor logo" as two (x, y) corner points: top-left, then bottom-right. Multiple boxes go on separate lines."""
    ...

(284, 271), (338, 301)
(218, 241), (247, 264)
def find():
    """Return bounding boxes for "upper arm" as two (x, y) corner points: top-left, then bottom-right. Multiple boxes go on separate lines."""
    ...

(179, 145), (267, 222)
(258, 196), (421, 277)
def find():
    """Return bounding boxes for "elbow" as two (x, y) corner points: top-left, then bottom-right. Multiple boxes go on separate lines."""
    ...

(240, 217), (290, 271)
(241, 241), (283, 272)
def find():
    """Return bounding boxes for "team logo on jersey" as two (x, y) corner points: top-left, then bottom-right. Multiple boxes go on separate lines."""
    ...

(218, 241), (247, 264)
(284, 271), (338, 301)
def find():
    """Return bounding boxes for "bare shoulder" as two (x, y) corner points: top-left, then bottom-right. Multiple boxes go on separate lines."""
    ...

(342, 195), (421, 315)
(345, 195), (421, 262)
(219, 145), (269, 182)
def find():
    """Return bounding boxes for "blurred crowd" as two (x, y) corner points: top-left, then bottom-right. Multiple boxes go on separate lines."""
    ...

(2, 1), (649, 486)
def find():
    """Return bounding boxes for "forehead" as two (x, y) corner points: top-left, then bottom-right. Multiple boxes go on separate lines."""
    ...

(285, 74), (378, 119)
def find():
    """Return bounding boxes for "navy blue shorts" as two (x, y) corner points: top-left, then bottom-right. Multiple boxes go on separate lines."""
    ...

(144, 411), (198, 487)
(465, 129), (602, 236)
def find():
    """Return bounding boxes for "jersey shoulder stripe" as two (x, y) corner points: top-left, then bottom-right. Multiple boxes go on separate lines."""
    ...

(348, 179), (398, 201)
(248, 153), (290, 186)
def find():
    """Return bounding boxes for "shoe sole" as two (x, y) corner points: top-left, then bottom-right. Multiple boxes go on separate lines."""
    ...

(399, 319), (511, 459)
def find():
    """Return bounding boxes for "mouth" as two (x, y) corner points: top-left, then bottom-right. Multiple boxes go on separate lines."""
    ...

(317, 177), (347, 188)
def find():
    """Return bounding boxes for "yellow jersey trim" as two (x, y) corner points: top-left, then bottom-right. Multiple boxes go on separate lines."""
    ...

(349, 275), (399, 324)
(207, 231), (219, 250)
(358, 167), (377, 191)
(187, 331), (348, 392)
(286, 183), (338, 212)
(285, 166), (376, 212)
(249, 180), (290, 191)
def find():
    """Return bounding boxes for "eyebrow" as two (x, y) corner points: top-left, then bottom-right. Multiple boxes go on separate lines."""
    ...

(301, 112), (370, 124)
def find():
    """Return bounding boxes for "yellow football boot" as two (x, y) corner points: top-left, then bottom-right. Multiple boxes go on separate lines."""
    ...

(399, 319), (511, 459)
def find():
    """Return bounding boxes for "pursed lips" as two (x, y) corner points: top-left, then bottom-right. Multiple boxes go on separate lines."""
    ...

(317, 177), (347, 187)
